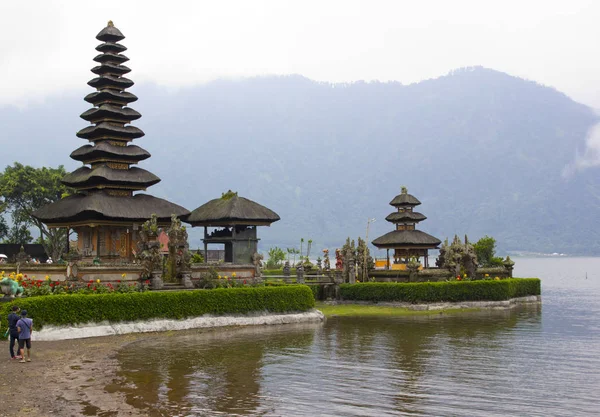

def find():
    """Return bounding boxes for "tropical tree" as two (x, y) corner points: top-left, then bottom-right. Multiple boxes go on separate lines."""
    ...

(266, 247), (286, 269)
(286, 247), (300, 265)
(473, 235), (504, 267)
(0, 163), (74, 260)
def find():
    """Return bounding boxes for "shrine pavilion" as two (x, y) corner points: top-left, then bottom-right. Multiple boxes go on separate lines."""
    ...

(372, 187), (441, 268)
(185, 191), (280, 264)
(33, 22), (189, 261)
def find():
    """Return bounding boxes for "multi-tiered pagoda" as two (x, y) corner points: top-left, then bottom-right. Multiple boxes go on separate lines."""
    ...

(372, 187), (441, 268)
(33, 22), (189, 261)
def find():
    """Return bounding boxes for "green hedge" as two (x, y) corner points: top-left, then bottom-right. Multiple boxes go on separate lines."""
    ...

(339, 278), (540, 303)
(0, 285), (315, 333)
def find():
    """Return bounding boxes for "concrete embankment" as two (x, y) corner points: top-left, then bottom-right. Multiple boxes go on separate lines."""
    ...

(327, 295), (541, 311)
(33, 309), (325, 341)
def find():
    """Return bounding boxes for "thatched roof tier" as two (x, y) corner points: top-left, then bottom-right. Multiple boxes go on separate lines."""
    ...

(385, 211), (427, 223)
(372, 230), (441, 249)
(62, 166), (160, 190)
(96, 42), (127, 54)
(96, 22), (125, 43)
(77, 122), (144, 141)
(186, 192), (280, 226)
(70, 143), (150, 163)
(93, 52), (129, 64)
(389, 191), (421, 207)
(80, 105), (141, 123)
(84, 90), (138, 106)
(88, 75), (134, 90)
(91, 63), (131, 76)
(32, 192), (189, 225)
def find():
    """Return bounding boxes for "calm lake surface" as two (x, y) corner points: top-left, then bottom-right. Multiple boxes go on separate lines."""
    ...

(115, 257), (600, 416)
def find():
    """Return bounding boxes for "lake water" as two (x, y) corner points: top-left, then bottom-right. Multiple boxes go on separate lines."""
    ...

(115, 257), (600, 416)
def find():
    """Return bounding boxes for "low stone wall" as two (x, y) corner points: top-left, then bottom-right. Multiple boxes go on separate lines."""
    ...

(370, 267), (511, 282)
(33, 310), (325, 341)
(1, 265), (68, 282)
(190, 263), (255, 279)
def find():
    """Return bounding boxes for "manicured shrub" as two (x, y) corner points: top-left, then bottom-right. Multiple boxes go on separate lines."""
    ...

(339, 278), (540, 303)
(0, 285), (315, 333)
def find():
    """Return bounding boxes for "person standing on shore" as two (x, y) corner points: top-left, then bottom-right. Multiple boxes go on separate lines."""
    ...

(16, 310), (32, 363)
(7, 306), (21, 360)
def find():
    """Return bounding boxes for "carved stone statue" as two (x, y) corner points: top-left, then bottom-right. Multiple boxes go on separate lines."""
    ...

(296, 262), (305, 284)
(136, 214), (163, 288)
(335, 249), (343, 270)
(323, 249), (331, 272)
(252, 252), (264, 278)
(166, 214), (191, 286)
(438, 235), (478, 279)
(283, 261), (291, 284)
(15, 246), (30, 274)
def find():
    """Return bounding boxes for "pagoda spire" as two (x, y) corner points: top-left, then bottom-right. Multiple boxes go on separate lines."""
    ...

(64, 21), (158, 195)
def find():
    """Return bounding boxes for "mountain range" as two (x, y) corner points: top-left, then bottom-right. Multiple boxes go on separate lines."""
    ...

(1, 66), (599, 256)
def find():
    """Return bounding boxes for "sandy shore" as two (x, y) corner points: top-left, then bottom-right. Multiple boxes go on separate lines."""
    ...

(0, 333), (153, 417)
(0, 310), (325, 416)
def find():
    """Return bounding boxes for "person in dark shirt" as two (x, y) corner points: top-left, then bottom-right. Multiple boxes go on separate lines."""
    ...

(7, 306), (21, 360)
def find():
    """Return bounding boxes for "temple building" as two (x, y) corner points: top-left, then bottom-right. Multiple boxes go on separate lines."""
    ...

(33, 22), (189, 261)
(372, 187), (441, 268)
(185, 191), (280, 264)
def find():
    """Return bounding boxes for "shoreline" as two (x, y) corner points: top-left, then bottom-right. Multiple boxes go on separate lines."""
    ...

(32, 310), (325, 341)
(326, 295), (541, 311)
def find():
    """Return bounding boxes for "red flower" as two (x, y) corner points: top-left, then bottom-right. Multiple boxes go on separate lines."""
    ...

(243, 280), (247, 284)
(117, 280), (121, 283)
(24, 274), (28, 278)
(87, 283), (91, 288)
(93, 288), (96, 291)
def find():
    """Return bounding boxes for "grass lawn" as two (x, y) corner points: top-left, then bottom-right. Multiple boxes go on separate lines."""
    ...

(315, 302), (476, 317)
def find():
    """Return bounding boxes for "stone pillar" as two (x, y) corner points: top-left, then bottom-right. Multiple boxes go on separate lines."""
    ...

(283, 261), (291, 284)
(296, 263), (305, 284)
(150, 270), (164, 290)
(348, 262), (356, 284)
(180, 271), (194, 289)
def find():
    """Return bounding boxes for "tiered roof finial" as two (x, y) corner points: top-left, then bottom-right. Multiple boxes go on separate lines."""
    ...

(62, 21), (158, 195)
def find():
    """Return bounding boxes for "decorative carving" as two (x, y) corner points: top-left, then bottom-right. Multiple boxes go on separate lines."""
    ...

(296, 262), (305, 284)
(335, 249), (343, 270)
(0, 278), (24, 298)
(252, 252), (264, 278)
(135, 214), (162, 279)
(283, 261), (291, 283)
(166, 214), (191, 283)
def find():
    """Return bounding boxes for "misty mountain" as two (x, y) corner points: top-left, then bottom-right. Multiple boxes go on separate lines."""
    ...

(1, 67), (599, 255)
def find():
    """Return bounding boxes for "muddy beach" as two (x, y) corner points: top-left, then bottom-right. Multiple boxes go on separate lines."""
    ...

(0, 334), (146, 417)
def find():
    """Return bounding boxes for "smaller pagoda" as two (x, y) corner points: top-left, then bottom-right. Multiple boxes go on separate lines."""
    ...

(372, 187), (441, 268)
(185, 191), (280, 264)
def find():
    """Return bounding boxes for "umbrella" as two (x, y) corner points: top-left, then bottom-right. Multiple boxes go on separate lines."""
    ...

(0, 254), (7, 259)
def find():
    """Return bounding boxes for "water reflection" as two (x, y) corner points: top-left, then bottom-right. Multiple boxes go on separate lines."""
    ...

(116, 323), (318, 416)
(114, 307), (546, 416)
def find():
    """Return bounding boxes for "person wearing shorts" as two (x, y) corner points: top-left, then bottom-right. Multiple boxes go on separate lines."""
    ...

(16, 310), (33, 363)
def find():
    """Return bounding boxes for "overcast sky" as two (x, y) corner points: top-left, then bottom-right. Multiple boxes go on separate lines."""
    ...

(2, 0), (600, 108)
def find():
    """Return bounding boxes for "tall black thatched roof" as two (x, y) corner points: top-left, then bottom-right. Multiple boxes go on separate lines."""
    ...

(385, 211), (427, 223)
(70, 143), (150, 163)
(389, 189), (421, 207)
(372, 230), (441, 249)
(33, 192), (189, 225)
(33, 21), (188, 226)
(185, 191), (280, 227)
